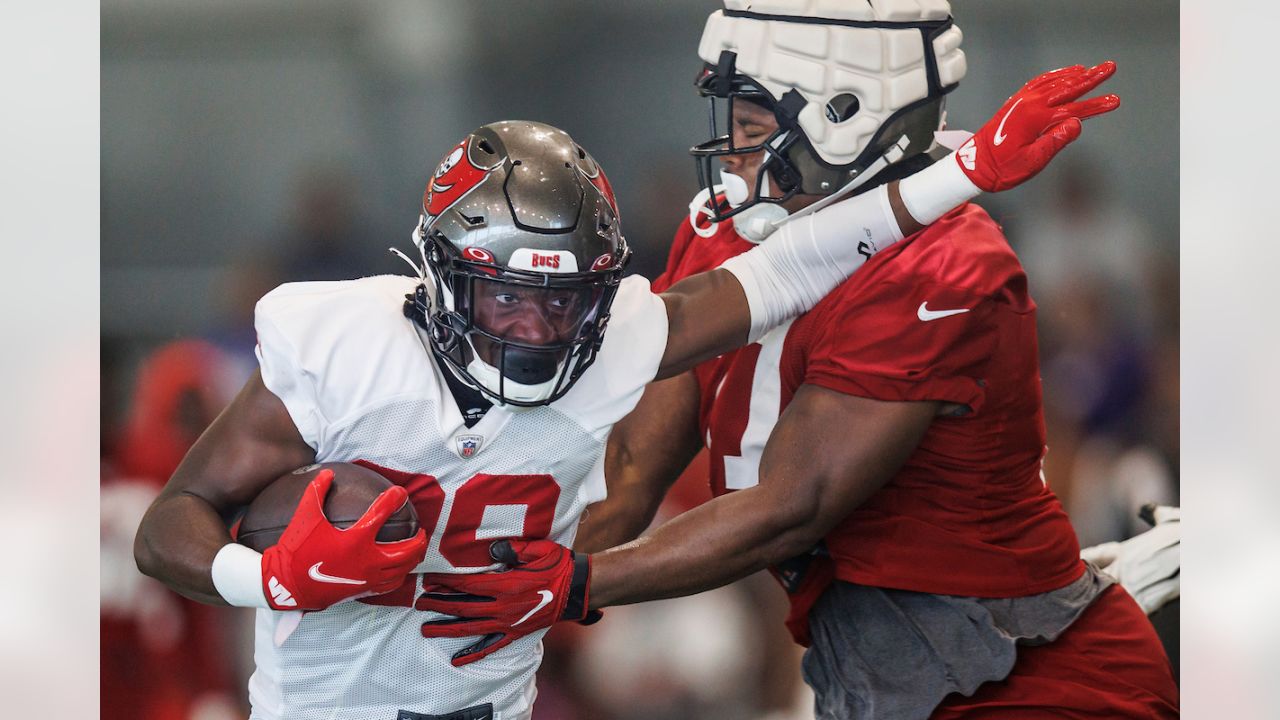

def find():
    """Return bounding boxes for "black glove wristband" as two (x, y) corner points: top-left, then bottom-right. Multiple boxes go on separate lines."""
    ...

(560, 552), (592, 621)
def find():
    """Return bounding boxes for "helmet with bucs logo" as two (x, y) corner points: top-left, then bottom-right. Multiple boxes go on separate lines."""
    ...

(690, 0), (967, 238)
(403, 120), (630, 407)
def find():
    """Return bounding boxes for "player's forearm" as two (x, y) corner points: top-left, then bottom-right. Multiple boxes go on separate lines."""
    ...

(574, 461), (662, 553)
(574, 440), (693, 553)
(587, 483), (818, 608)
(135, 492), (237, 606)
(574, 496), (661, 554)
(577, 372), (705, 552)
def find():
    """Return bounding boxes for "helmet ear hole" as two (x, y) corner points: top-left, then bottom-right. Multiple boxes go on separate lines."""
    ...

(825, 93), (861, 124)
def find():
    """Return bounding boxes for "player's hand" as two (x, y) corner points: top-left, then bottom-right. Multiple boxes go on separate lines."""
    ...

(417, 539), (595, 666)
(259, 469), (427, 611)
(957, 61), (1120, 192)
(1081, 505), (1180, 615)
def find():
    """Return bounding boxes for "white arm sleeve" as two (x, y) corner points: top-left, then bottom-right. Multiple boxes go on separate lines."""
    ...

(720, 151), (981, 343)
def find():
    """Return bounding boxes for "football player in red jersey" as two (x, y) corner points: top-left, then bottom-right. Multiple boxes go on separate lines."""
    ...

(418, 2), (1178, 718)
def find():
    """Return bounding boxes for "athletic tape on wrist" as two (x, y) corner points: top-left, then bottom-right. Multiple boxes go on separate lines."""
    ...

(211, 542), (271, 609)
(898, 152), (981, 226)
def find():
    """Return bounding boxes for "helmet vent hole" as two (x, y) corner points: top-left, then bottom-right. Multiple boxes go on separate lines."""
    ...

(512, 159), (523, 166)
(576, 146), (586, 160)
(825, 93), (860, 124)
(477, 139), (495, 154)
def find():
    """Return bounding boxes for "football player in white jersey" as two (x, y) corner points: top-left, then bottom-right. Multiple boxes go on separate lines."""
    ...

(135, 112), (1082, 720)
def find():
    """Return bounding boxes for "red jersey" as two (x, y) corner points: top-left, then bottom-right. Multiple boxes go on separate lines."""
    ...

(659, 205), (1083, 600)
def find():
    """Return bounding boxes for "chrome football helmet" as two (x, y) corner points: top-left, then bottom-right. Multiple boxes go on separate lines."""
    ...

(402, 120), (629, 407)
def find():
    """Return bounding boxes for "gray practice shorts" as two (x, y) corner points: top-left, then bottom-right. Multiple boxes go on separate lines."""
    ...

(802, 565), (1111, 720)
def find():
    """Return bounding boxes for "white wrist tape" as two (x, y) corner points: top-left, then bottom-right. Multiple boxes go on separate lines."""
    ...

(211, 542), (271, 609)
(720, 183), (902, 343)
(898, 152), (982, 226)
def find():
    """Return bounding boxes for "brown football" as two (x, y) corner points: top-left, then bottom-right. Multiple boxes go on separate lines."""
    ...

(236, 462), (419, 553)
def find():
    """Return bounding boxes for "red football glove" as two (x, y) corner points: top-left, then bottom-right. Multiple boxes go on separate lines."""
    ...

(957, 61), (1120, 192)
(417, 539), (596, 666)
(260, 469), (427, 611)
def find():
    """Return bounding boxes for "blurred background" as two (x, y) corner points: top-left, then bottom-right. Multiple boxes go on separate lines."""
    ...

(100, 1), (1178, 718)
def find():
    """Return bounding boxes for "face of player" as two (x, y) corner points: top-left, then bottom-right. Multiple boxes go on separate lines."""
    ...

(468, 277), (596, 368)
(719, 99), (777, 199)
(719, 100), (824, 213)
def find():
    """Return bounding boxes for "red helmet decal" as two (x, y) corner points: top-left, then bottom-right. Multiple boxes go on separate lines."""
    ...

(424, 137), (490, 217)
(591, 253), (615, 271)
(585, 166), (619, 215)
(462, 246), (495, 263)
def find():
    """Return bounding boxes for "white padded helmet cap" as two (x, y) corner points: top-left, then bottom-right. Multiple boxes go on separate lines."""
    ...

(722, 0), (951, 22)
(699, 0), (966, 167)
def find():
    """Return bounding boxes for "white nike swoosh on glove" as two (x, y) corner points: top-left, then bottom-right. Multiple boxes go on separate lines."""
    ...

(512, 590), (554, 627)
(308, 562), (366, 585)
(994, 98), (1023, 146)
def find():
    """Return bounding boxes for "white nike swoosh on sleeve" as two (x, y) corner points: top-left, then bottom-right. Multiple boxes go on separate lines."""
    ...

(917, 302), (971, 321)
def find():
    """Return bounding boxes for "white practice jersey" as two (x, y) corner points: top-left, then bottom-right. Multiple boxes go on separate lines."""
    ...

(250, 274), (668, 720)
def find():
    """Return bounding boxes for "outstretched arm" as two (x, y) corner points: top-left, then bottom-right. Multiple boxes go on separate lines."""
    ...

(655, 180), (921, 377)
(654, 61), (1119, 379)
(417, 385), (939, 658)
(588, 387), (937, 606)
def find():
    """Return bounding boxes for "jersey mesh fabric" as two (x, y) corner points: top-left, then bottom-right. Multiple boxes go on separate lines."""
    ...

(251, 275), (665, 720)
(249, 393), (601, 720)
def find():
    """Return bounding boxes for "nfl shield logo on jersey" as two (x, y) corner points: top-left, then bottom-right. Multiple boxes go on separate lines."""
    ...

(457, 434), (483, 458)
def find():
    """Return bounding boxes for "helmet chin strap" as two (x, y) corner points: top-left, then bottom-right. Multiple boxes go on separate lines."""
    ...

(729, 171), (790, 244)
(688, 185), (725, 239)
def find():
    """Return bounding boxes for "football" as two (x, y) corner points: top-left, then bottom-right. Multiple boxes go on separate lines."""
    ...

(236, 462), (419, 553)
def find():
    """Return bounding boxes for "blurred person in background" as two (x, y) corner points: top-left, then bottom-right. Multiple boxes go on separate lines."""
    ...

(278, 162), (388, 282)
(421, 3), (1175, 719)
(1014, 160), (1178, 547)
(1018, 157), (1159, 333)
(102, 340), (246, 720)
(205, 250), (286, 374)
